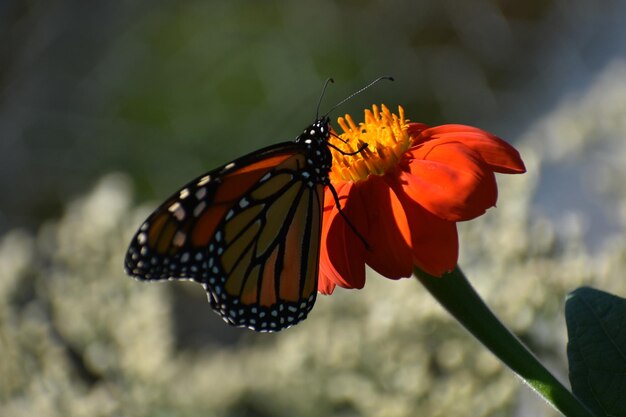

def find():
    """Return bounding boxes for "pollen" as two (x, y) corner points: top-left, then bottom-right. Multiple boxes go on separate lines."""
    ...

(329, 105), (412, 183)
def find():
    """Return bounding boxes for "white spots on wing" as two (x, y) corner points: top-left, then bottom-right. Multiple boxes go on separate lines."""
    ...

(199, 273), (317, 330)
(198, 175), (210, 186)
(224, 162), (236, 170)
(179, 188), (190, 199)
(195, 187), (207, 200)
(180, 252), (190, 263)
(168, 201), (186, 221)
(260, 172), (271, 182)
(173, 231), (186, 247)
(225, 209), (235, 221)
(193, 201), (207, 217)
(137, 232), (147, 245)
(239, 197), (249, 208)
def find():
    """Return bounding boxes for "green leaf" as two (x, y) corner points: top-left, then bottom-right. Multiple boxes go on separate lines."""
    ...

(566, 286), (626, 417)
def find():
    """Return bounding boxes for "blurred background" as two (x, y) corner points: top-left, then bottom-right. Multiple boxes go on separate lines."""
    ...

(2, 0), (626, 416)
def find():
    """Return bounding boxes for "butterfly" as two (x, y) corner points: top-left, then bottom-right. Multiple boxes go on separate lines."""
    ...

(124, 77), (391, 332)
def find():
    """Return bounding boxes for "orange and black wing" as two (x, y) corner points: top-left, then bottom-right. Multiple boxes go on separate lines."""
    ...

(125, 143), (324, 331)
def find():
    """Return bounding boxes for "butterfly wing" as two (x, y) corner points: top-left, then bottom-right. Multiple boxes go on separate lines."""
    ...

(125, 142), (324, 331)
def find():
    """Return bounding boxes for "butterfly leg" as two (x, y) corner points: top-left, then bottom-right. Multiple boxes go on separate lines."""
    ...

(328, 140), (367, 155)
(326, 183), (370, 250)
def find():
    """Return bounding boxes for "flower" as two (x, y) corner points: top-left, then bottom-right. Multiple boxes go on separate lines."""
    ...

(318, 105), (526, 294)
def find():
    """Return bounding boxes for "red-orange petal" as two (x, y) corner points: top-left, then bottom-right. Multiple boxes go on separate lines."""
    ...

(407, 122), (430, 138)
(359, 176), (414, 279)
(318, 272), (336, 295)
(404, 141), (498, 221)
(388, 176), (459, 275)
(414, 125), (526, 174)
(320, 182), (367, 290)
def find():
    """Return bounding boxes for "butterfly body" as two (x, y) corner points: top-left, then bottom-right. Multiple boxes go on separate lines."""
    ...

(125, 117), (332, 331)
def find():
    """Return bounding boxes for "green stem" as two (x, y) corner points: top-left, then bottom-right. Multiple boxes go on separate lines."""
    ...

(414, 266), (596, 417)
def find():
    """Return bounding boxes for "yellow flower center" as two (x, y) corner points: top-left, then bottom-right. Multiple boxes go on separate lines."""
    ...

(329, 104), (412, 183)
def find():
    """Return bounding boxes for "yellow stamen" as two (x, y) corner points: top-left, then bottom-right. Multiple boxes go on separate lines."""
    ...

(330, 104), (411, 183)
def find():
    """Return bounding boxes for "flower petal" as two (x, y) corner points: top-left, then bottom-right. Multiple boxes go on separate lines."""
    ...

(317, 272), (336, 295)
(388, 176), (459, 276)
(359, 177), (413, 279)
(414, 125), (526, 174)
(404, 141), (498, 221)
(320, 182), (367, 290)
(407, 122), (430, 138)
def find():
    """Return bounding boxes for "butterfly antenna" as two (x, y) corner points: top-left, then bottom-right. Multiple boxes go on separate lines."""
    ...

(323, 76), (394, 118)
(316, 78), (335, 119)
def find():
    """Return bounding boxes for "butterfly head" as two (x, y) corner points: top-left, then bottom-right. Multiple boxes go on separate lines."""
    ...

(296, 116), (331, 145)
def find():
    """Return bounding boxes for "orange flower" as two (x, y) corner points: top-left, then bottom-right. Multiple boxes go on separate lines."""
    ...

(319, 105), (526, 294)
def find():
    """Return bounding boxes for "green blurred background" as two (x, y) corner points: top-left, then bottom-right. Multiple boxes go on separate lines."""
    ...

(2, 1), (626, 416)
(5, 0), (620, 233)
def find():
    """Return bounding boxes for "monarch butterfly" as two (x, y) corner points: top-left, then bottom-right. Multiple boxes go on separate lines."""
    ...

(124, 78), (391, 332)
